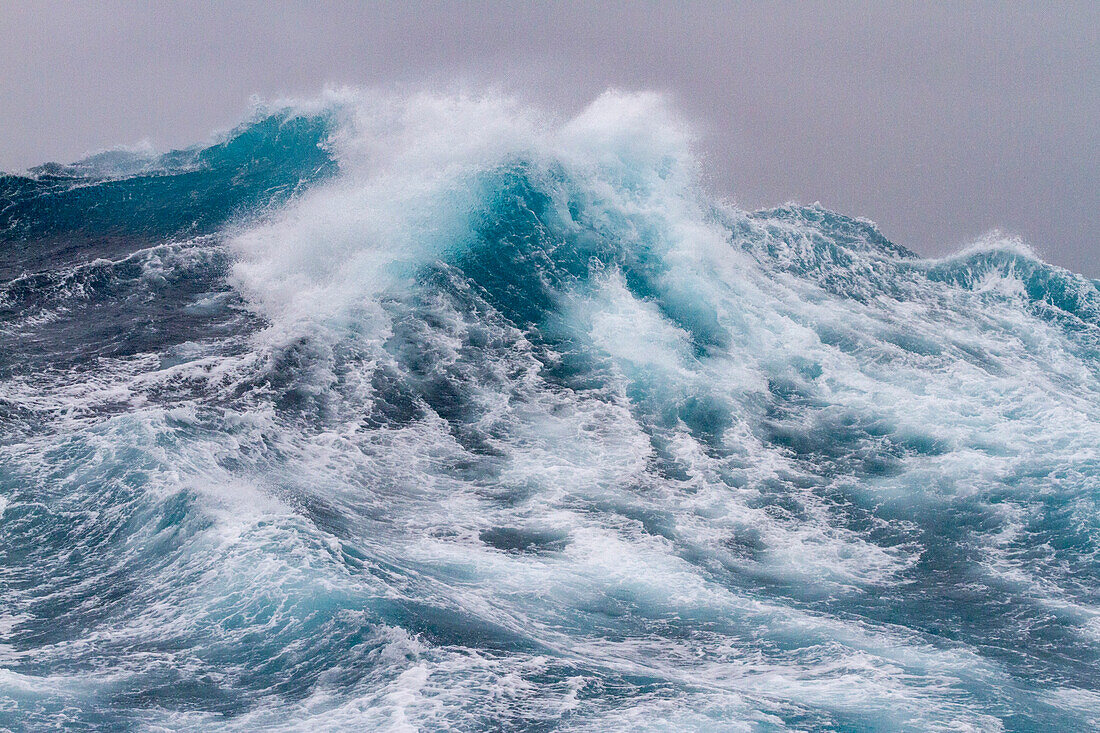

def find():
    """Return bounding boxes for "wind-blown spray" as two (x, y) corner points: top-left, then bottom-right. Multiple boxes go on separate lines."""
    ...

(1, 90), (1098, 731)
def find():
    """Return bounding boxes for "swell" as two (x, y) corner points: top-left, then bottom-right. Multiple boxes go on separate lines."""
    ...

(1, 91), (1099, 731)
(0, 111), (337, 281)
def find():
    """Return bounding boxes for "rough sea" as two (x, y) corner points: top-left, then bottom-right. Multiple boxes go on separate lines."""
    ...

(1, 91), (1098, 731)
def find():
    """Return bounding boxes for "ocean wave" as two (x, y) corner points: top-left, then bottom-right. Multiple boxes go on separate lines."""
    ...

(1, 90), (1097, 731)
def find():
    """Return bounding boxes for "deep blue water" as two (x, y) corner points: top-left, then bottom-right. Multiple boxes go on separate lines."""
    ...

(1, 92), (1098, 731)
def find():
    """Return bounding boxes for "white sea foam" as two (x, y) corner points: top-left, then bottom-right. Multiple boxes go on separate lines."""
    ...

(3, 89), (1098, 730)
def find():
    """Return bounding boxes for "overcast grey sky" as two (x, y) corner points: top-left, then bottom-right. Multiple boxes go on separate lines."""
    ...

(2, 1), (1097, 275)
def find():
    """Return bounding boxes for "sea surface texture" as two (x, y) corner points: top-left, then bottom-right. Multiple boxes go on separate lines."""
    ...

(1, 92), (1098, 731)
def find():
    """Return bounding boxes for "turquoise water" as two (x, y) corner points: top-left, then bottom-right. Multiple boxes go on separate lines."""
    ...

(1, 91), (1098, 731)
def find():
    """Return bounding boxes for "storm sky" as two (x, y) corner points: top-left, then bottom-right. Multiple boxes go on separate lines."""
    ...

(2, 1), (1096, 275)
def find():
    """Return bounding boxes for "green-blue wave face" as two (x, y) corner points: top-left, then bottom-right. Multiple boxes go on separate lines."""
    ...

(1, 92), (1098, 732)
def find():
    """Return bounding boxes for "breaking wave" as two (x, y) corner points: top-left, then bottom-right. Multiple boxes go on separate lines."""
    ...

(1, 90), (1098, 731)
